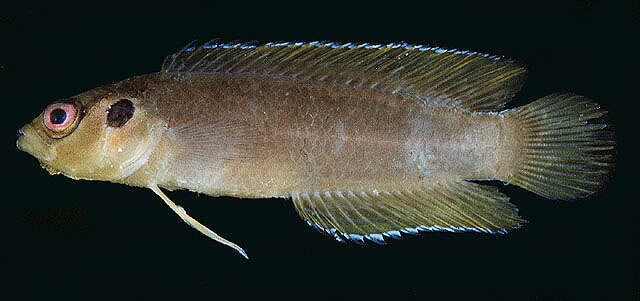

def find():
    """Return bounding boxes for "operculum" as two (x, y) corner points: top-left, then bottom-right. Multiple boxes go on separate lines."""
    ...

(104, 117), (167, 186)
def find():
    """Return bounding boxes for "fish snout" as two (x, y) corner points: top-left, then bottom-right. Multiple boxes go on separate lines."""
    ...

(16, 124), (53, 162)
(16, 127), (26, 151)
(16, 127), (25, 139)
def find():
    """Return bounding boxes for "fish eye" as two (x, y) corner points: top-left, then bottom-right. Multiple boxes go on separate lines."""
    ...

(43, 102), (78, 134)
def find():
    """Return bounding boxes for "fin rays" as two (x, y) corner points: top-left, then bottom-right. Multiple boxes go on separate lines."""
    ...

(291, 181), (525, 244)
(168, 115), (269, 166)
(162, 40), (527, 112)
(503, 93), (615, 199)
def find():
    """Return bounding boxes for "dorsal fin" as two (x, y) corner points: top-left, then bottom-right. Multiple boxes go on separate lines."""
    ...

(162, 40), (527, 112)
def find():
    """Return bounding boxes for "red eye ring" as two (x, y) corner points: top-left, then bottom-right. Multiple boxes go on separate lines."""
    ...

(43, 102), (77, 132)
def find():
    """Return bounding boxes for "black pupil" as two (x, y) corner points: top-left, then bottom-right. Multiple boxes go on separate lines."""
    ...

(50, 108), (67, 125)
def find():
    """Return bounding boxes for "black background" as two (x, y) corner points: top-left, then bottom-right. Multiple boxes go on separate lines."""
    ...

(2, 1), (636, 300)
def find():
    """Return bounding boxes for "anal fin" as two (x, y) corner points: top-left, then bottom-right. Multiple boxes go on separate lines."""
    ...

(291, 181), (525, 244)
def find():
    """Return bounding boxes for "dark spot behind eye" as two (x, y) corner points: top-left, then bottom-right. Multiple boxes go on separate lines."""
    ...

(107, 99), (135, 127)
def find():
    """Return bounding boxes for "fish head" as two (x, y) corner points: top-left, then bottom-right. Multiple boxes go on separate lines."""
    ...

(17, 86), (165, 183)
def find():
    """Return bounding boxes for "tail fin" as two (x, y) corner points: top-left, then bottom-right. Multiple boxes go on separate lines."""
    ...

(501, 93), (615, 200)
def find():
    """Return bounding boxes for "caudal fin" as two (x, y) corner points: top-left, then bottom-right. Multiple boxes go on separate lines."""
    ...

(502, 93), (615, 200)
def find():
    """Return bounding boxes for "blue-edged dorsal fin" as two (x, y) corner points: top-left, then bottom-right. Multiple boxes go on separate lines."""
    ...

(290, 181), (525, 245)
(161, 40), (527, 112)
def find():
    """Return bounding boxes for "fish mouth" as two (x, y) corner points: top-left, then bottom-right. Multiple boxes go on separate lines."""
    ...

(16, 124), (55, 163)
(16, 128), (25, 139)
(16, 128), (25, 150)
(16, 127), (29, 152)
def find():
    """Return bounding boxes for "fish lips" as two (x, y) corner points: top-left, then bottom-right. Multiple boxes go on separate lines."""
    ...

(16, 124), (56, 164)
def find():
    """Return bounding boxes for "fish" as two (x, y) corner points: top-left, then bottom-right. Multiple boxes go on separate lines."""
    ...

(16, 40), (616, 259)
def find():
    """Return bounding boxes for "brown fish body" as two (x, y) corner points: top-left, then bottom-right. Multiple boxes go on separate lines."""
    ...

(17, 41), (614, 257)
(116, 72), (508, 198)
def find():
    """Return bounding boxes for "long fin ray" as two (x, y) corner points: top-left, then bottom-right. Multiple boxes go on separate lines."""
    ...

(150, 185), (248, 259)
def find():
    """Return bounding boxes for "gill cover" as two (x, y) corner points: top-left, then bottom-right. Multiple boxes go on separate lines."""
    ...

(90, 97), (165, 181)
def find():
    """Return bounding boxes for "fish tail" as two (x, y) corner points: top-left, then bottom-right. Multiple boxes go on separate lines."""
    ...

(499, 93), (615, 200)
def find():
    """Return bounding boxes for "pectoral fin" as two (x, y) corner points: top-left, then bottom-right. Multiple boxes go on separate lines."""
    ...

(291, 181), (525, 244)
(150, 185), (249, 259)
